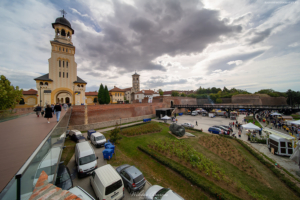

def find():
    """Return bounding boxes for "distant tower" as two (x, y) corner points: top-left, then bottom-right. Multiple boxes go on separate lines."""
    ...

(132, 71), (140, 93)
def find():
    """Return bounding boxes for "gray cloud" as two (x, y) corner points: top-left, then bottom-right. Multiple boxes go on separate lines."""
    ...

(73, 0), (242, 74)
(144, 76), (187, 88)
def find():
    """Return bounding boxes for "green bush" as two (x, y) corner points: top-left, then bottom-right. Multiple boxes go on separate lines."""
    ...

(121, 123), (162, 136)
(109, 123), (122, 143)
(138, 146), (241, 200)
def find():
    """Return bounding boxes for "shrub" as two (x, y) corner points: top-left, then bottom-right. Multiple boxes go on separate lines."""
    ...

(109, 123), (122, 143)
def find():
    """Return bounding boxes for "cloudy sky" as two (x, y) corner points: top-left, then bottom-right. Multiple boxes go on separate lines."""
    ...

(0, 0), (299, 93)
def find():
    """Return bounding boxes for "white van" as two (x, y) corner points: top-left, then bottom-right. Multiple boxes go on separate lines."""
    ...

(90, 132), (107, 148)
(191, 111), (198, 116)
(69, 186), (95, 200)
(75, 141), (98, 178)
(90, 164), (124, 200)
(33, 147), (61, 187)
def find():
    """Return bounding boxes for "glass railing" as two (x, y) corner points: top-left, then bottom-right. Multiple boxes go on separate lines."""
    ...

(0, 107), (72, 200)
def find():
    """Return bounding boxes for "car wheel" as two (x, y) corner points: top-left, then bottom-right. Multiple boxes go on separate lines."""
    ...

(127, 185), (132, 194)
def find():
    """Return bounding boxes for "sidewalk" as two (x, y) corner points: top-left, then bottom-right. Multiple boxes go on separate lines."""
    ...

(0, 110), (66, 192)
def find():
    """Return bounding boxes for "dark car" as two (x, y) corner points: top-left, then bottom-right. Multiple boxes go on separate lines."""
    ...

(213, 126), (230, 135)
(116, 164), (146, 193)
(55, 163), (73, 190)
(222, 125), (232, 130)
(208, 127), (221, 134)
(69, 130), (86, 143)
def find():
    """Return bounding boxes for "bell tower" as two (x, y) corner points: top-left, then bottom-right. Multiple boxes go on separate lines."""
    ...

(132, 71), (140, 93)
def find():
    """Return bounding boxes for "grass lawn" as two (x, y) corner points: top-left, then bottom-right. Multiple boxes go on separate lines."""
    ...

(291, 114), (300, 120)
(104, 122), (300, 200)
(248, 119), (262, 128)
(60, 137), (76, 165)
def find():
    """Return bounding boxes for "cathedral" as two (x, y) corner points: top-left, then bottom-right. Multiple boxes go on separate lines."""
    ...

(20, 14), (142, 106)
(33, 14), (87, 106)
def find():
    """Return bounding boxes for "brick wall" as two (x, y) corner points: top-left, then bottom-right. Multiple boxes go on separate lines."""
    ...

(220, 98), (232, 103)
(197, 99), (210, 105)
(69, 105), (85, 125)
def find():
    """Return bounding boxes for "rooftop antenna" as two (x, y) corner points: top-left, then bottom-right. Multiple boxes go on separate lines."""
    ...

(60, 9), (67, 18)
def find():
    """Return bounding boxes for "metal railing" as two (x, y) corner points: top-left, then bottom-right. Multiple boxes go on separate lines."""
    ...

(0, 107), (72, 200)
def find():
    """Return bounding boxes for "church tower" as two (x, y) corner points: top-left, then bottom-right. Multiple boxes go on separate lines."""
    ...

(34, 11), (87, 106)
(132, 72), (140, 93)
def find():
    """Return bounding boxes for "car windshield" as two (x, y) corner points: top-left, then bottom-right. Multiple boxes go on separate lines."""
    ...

(96, 135), (105, 140)
(154, 188), (170, 200)
(55, 171), (70, 184)
(105, 179), (122, 195)
(79, 154), (96, 165)
(35, 165), (56, 178)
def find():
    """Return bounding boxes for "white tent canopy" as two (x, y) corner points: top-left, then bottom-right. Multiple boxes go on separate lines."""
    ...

(242, 123), (261, 130)
(291, 120), (300, 125)
(161, 115), (171, 120)
(270, 112), (282, 116)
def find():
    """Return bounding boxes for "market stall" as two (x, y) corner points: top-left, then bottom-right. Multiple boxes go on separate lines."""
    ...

(230, 111), (238, 120)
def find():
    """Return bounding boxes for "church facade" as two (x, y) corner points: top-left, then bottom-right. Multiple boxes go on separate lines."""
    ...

(33, 15), (87, 106)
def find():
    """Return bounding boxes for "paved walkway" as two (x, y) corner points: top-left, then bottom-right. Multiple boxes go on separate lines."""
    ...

(0, 110), (66, 192)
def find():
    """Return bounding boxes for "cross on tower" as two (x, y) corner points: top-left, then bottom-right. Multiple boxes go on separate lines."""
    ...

(60, 9), (67, 17)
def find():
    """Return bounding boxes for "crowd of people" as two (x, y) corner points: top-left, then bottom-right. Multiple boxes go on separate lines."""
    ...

(34, 103), (70, 123)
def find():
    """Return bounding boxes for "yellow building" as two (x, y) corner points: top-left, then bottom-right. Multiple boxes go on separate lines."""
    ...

(33, 14), (87, 106)
(109, 86), (125, 103)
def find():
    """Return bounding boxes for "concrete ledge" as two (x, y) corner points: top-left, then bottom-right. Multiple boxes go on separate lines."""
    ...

(69, 114), (156, 131)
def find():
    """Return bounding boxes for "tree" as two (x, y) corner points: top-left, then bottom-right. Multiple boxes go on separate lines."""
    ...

(171, 91), (179, 96)
(223, 86), (229, 92)
(0, 75), (23, 110)
(98, 84), (105, 104)
(109, 123), (122, 144)
(104, 85), (110, 104)
(216, 98), (222, 103)
(158, 89), (164, 96)
(180, 93), (186, 97)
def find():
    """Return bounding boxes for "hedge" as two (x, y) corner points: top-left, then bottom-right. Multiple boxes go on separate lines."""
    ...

(138, 146), (241, 200)
(219, 135), (300, 197)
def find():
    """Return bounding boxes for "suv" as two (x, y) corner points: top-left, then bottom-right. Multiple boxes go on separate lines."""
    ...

(116, 164), (146, 193)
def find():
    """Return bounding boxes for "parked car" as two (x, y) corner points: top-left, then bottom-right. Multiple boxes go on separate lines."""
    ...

(191, 111), (198, 116)
(213, 126), (230, 135)
(186, 112), (191, 115)
(75, 141), (98, 178)
(208, 127), (221, 134)
(145, 185), (184, 200)
(181, 123), (194, 128)
(116, 164), (146, 193)
(69, 186), (95, 200)
(90, 132), (106, 148)
(221, 125), (232, 131)
(69, 130), (86, 143)
(90, 164), (124, 200)
(55, 163), (73, 190)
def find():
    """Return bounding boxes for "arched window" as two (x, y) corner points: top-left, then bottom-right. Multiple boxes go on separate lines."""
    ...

(93, 98), (97, 103)
(81, 85), (84, 87)
(59, 72), (61, 77)
(77, 84), (80, 87)
(59, 60), (61, 67)
(19, 98), (25, 105)
(67, 32), (70, 38)
(61, 29), (66, 36)
(66, 61), (68, 68)
(66, 49), (68, 52)
(63, 61), (64, 67)
(67, 73), (68, 78)
(56, 29), (60, 36)
(59, 47), (61, 51)
(45, 82), (48, 86)
(40, 82), (43, 85)
(63, 48), (64, 52)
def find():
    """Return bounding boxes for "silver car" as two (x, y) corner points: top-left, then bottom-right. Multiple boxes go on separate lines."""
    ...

(145, 185), (184, 200)
(181, 123), (194, 128)
(116, 164), (146, 193)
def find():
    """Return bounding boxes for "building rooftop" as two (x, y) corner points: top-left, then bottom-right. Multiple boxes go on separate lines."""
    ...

(34, 74), (53, 81)
(52, 16), (74, 34)
(109, 86), (125, 92)
(85, 91), (98, 96)
(73, 76), (87, 84)
(23, 89), (37, 95)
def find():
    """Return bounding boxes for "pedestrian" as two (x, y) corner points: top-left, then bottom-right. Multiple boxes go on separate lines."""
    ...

(44, 105), (53, 123)
(51, 104), (55, 114)
(63, 103), (68, 111)
(54, 103), (62, 122)
(196, 121), (198, 126)
(35, 104), (41, 117)
(41, 107), (45, 117)
(238, 130), (241, 138)
(176, 118), (178, 123)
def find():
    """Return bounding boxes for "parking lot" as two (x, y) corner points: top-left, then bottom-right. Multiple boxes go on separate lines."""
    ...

(67, 131), (151, 200)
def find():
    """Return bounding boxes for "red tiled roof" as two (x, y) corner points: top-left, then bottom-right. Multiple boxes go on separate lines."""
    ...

(123, 87), (132, 91)
(23, 89), (37, 95)
(109, 86), (125, 92)
(163, 91), (173, 94)
(85, 91), (98, 96)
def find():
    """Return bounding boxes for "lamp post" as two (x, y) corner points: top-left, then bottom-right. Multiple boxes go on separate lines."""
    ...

(120, 118), (121, 131)
(40, 85), (42, 106)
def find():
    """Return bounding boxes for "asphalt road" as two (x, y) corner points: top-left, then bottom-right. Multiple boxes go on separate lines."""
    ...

(67, 132), (151, 200)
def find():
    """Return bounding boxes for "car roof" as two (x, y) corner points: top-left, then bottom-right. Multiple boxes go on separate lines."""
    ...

(76, 141), (94, 157)
(93, 132), (104, 137)
(163, 190), (184, 200)
(124, 166), (143, 178)
(94, 164), (122, 187)
(69, 186), (95, 200)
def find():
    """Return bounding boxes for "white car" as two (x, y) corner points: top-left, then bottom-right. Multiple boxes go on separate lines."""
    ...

(90, 132), (106, 148)
(145, 185), (184, 200)
(181, 123), (194, 128)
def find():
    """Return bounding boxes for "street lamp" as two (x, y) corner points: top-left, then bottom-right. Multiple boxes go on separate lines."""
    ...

(40, 85), (42, 106)
(120, 118), (121, 131)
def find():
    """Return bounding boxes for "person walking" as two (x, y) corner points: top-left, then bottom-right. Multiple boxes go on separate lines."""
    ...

(63, 103), (68, 111)
(196, 121), (198, 126)
(176, 118), (178, 123)
(238, 130), (242, 138)
(41, 107), (45, 117)
(54, 103), (61, 122)
(44, 105), (53, 123)
(35, 104), (41, 117)
(51, 104), (55, 114)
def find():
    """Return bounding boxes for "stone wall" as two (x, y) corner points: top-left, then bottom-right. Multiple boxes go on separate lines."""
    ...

(69, 114), (155, 131)
(220, 98), (232, 103)
(197, 99), (210, 105)
(69, 105), (85, 125)
(260, 97), (287, 105)
(152, 96), (197, 107)
(232, 94), (287, 105)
